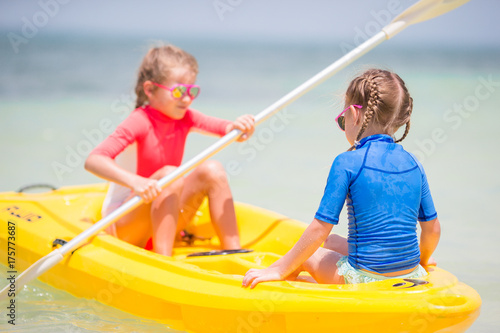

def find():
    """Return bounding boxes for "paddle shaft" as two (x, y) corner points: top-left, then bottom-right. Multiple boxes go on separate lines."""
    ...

(1, 0), (470, 298)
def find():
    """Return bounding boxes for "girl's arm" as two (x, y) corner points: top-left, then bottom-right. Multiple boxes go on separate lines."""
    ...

(242, 218), (333, 289)
(85, 154), (161, 203)
(419, 217), (441, 268)
(188, 110), (254, 141)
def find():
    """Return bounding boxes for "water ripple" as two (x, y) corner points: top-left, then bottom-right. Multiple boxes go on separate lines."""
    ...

(0, 266), (181, 332)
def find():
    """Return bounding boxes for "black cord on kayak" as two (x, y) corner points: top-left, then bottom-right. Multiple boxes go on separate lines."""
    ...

(187, 249), (254, 257)
(17, 184), (57, 193)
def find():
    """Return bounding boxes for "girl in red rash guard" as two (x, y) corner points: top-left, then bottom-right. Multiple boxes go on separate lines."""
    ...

(85, 44), (255, 256)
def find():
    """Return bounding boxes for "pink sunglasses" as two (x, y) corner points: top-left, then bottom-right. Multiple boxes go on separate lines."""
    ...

(152, 82), (201, 100)
(335, 105), (363, 131)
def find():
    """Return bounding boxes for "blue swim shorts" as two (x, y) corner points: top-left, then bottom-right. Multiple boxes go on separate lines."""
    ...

(336, 256), (427, 284)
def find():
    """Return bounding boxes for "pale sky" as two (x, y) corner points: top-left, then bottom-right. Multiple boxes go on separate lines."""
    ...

(0, 0), (499, 47)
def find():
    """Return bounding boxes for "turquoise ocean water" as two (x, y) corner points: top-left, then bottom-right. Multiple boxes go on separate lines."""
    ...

(1, 34), (499, 332)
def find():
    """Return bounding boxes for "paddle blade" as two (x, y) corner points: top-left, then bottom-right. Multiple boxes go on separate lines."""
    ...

(384, 0), (470, 38)
(0, 250), (63, 300)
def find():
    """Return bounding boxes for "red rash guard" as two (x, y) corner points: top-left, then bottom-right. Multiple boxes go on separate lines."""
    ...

(90, 105), (231, 177)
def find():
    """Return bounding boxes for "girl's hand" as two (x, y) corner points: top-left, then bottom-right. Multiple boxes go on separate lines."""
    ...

(242, 267), (284, 289)
(130, 176), (162, 203)
(226, 114), (255, 142)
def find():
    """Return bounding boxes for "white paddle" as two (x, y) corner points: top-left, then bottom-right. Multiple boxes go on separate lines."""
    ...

(0, 0), (470, 299)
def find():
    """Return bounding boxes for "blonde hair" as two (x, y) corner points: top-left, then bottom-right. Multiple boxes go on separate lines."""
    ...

(345, 69), (413, 151)
(135, 44), (199, 108)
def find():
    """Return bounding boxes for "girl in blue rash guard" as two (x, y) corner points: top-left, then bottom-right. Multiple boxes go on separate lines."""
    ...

(243, 69), (441, 288)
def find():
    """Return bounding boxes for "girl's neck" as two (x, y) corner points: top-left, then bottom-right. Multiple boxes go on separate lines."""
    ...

(358, 124), (393, 141)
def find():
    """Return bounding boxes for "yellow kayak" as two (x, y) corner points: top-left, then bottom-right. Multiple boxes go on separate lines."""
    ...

(0, 183), (480, 332)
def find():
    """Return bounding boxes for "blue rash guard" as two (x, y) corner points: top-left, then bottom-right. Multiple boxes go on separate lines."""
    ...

(314, 134), (437, 274)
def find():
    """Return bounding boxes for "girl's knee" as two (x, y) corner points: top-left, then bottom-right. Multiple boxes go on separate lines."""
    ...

(197, 160), (227, 184)
(323, 234), (338, 249)
(152, 175), (184, 206)
(323, 234), (347, 254)
(154, 166), (184, 192)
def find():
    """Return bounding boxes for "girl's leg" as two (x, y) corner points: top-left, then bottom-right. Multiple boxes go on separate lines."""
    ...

(282, 235), (347, 282)
(301, 247), (345, 284)
(178, 160), (240, 249)
(113, 202), (152, 248)
(323, 234), (348, 255)
(112, 165), (183, 255)
(286, 235), (346, 283)
(149, 166), (184, 256)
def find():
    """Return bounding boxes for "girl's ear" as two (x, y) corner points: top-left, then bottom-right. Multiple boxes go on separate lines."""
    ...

(350, 105), (363, 126)
(143, 80), (154, 99)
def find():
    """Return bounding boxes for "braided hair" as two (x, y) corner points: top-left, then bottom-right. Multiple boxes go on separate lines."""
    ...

(134, 44), (199, 108)
(345, 69), (413, 151)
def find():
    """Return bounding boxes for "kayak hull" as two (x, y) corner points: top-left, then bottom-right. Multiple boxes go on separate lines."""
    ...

(0, 184), (481, 332)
